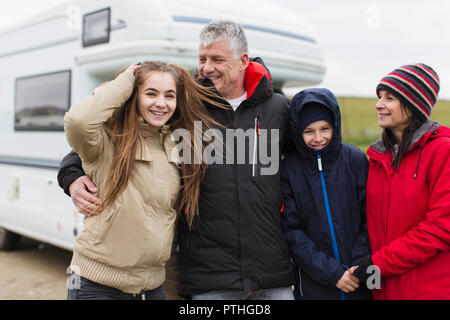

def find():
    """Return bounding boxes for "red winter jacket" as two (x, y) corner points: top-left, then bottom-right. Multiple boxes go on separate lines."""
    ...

(366, 121), (450, 300)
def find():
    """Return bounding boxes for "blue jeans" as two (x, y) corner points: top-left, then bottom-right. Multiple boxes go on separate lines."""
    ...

(191, 287), (294, 300)
(67, 273), (167, 300)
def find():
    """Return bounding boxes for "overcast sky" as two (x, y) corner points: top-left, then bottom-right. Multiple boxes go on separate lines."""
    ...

(277, 0), (450, 100)
(1, 0), (449, 99)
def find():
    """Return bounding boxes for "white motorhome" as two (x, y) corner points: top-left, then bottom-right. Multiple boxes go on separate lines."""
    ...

(0, 0), (325, 251)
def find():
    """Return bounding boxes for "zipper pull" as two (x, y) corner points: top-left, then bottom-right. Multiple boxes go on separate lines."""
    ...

(317, 153), (323, 172)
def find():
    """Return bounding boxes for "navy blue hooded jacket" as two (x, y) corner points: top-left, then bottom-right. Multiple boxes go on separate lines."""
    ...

(280, 88), (372, 300)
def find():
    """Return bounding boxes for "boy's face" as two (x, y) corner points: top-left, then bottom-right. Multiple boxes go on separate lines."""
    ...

(302, 120), (333, 150)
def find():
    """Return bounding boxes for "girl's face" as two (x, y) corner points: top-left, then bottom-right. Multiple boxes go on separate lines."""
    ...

(137, 71), (177, 128)
(375, 90), (412, 132)
(302, 120), (333, 150)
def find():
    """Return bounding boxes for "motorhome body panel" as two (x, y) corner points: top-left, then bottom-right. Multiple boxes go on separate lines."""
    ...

(0, 0), (325, 250)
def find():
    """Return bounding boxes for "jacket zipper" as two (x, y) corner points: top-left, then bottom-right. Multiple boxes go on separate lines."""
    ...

(316, 152), (345, 300)
(157, 133), (171, 264)
(252, 117), (260, 177)
(385, 165), (393, 243)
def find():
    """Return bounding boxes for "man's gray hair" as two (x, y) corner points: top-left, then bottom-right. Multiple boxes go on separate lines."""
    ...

(199, 20), (248, 58)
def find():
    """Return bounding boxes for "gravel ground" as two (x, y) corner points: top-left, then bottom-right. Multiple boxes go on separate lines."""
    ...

(0, 236), (180, 300)
(0, 237), (71, 300)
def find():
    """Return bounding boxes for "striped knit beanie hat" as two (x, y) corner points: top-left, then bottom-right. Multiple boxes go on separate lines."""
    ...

(376, 63), (440, 120)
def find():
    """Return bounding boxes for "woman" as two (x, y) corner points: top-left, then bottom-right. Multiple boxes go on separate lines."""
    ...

(281, 88), (371, 300)
(354, 63), (450, 299)
(65, 61), (221, 300)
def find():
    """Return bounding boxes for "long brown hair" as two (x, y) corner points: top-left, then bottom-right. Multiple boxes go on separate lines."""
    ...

(381, 103), (426, 169)
(101, 61), (224, 228)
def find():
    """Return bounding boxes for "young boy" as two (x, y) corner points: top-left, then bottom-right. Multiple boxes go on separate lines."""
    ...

(281, 88), (372, 300)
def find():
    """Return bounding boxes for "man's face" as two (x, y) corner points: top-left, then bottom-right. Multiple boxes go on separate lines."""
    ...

(198, 39), (248, 99)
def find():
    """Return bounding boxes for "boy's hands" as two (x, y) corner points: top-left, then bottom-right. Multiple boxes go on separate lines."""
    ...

(336, 266), (360, 293)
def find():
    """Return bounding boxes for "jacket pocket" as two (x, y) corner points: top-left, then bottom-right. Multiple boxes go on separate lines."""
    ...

(94, 205), (121, 245)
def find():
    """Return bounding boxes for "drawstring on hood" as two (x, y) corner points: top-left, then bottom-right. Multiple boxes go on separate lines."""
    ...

(410, 122), (439, 179)
(413, 147), (424, 179)
(413, 127), (441, 179)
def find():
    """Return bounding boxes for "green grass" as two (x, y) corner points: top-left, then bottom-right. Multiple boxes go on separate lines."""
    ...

(337, 97), (450, 153)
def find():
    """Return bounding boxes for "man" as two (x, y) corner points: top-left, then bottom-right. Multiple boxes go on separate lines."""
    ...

(58, 20), (294, 300)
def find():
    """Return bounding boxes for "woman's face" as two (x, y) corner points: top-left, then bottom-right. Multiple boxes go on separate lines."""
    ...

(137, 71), (177, 128)
(376, 90), (412, 132)
(302, 120), (333, 150)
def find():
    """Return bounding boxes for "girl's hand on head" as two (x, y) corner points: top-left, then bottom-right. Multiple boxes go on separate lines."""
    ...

(126, 63), (141, 75)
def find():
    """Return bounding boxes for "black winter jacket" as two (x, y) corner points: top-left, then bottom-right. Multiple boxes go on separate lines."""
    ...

(178, 58), (294, 297)
(58, 150), (86, 196)
(57, 58), (294, 297)
(281, 88), (372, 300)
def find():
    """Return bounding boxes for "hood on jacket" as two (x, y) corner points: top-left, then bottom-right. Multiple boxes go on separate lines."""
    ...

(289, 88), (342, 161)
(244, 57), (273, 100)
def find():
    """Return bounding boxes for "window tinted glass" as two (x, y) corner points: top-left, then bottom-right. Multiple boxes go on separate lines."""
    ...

(15, 70), (71, 131)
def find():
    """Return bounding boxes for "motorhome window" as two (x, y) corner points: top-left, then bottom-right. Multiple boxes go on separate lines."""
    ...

(82, 7), (110, 47)
(15, 70), (71, 131)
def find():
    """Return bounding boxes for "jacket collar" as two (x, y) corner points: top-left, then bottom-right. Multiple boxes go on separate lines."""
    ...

(369, 120), (441, 155)
(410, 120), (441, 149)
(137, 116), (170, 139)
(135, 117), (180, 164)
